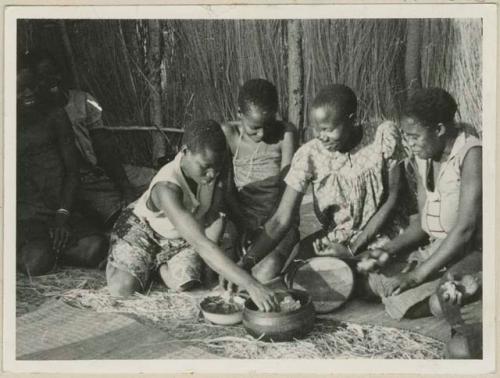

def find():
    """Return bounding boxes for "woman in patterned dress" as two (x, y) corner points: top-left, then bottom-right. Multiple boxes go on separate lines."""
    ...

(232, 84), (406, 274)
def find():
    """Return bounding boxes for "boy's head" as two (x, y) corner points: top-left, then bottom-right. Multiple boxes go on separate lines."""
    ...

(181, 119), (227, 185)
(310, 84), (357, 152)
(401, 88), (457, 160)
(237, 79), (279, 143)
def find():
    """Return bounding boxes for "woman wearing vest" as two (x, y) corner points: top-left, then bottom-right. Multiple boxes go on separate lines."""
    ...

(358, 88), (482, 335)
(106, 119), (279, 312)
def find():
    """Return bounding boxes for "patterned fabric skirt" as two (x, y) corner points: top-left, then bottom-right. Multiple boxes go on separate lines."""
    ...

(107, 206), (203, 291)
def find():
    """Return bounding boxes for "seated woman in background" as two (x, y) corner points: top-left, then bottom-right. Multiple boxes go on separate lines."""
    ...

(17, 54), (106, 276)
(359, 88), (482, 322)
(221, 79), (298, 283)
(30, 49), (155, 228)
(236, 84), (406, 275)
(106, 119), (279, 312)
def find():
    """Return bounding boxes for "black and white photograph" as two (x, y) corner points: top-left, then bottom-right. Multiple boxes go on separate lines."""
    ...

(3, 3), (497, 375)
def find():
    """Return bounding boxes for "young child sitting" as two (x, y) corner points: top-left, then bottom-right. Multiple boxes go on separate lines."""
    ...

(359, 88), (482, 321)
(106, 119), (279, 312)
(238, 84), (405, 274)
(221, 79), (298, 283)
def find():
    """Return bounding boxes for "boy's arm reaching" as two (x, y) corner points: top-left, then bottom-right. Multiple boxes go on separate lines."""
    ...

(150, 181), (279, 311)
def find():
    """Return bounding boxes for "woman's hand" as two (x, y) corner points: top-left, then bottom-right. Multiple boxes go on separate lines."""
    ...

(246, 281), (280, 312)
(389, 270), (425, 296)
(460, 300), (482, 324)
(356, 249), (390, 274)
(313, 237), (351, 258)
(50, 212), (71, 254)
(439, 273), (481, 305)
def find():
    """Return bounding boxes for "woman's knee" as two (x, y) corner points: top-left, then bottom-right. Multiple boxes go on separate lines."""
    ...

(20, 241), (55, 276)
(252, 250), (286, 283)
(429, 293), (444, 318)
(106, 264), (141, 298)
(446, 334), (473, 359)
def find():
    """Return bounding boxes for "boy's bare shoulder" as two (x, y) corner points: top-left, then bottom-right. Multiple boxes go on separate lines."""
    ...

(221, 121), (241, 146)
(221, 121), (240, 132)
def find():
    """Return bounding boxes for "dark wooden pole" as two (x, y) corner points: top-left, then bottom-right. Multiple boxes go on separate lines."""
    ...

(147, 20), (166, 164)
(58, 20), (80, 89)
(404, 19), (422, 99)
(287, 20), (304, 141)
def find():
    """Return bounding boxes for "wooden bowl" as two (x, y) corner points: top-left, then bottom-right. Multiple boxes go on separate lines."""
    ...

(242, 289), (315, 342)
(286, 257), (354, 314)
(200, 296), (244, 326)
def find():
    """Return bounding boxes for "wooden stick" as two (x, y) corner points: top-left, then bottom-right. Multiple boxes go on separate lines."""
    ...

(101, 126), (184, 133)
(405, 19), (422, 99)
(287, 20), (305, 142)
(148, 20), (167, 162)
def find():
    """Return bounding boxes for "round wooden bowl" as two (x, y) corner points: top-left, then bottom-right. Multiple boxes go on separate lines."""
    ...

(200, 296), (244, 326)
(286, 257), (354, 314)
(242, 289), (315, 342)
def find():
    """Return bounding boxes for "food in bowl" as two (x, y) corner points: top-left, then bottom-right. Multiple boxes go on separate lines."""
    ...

(243, 289), (315, 342)
(201, 295), (244, 314)
(279, 295), (301, 313)
(200, 294), (245, 325)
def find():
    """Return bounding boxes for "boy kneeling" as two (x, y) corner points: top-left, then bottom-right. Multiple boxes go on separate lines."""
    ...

(106, 120), (278, 312)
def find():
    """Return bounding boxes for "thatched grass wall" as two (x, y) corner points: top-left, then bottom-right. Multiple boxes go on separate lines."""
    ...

(18, 18), (482, 165)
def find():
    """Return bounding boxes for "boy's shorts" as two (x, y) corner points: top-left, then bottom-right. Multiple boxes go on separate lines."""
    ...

(107, 206), (203, 291)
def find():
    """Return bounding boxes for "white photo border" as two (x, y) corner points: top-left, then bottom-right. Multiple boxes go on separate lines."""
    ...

(3, 3), (497, 375)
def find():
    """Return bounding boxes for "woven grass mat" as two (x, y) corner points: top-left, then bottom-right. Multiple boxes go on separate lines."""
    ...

(16, 268), (444, 359)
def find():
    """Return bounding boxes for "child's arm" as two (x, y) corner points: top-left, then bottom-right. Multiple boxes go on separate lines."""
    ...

(241, 185), (303, 269)
(280, 122), (297, 179)
(204, 178), (226, 243)
(150, 181), (279, 311)
(350, 163), (402, 254)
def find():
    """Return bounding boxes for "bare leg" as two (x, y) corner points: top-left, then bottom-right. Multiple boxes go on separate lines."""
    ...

(159, 248), (203, 292)
(106, 263), (143, 297)
(252, 228), (300, 282)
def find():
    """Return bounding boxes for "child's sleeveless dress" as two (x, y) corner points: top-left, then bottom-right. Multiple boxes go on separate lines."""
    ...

(232, 130), (299, 258)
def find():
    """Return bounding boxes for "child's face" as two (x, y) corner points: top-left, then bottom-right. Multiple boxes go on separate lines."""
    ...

(401, 116), (441, 160)
(239, 104), (276, 143)
(311, 105), (354, 152)
(183, 147), (225, 185)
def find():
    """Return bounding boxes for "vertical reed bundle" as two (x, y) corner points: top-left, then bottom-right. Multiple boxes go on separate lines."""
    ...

(302, 19), (407, 132)
(420, 19), (482, 132)
(17, 18), (483, 165)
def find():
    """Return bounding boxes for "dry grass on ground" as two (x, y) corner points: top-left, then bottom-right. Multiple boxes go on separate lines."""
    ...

(17, 268), (444, 359)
